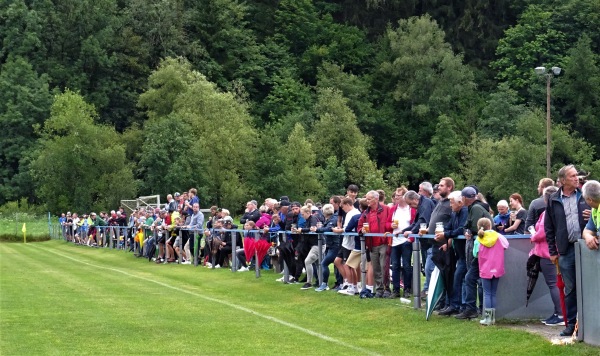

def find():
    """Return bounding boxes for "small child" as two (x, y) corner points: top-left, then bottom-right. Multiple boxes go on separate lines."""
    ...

(474, 217), (509, 326)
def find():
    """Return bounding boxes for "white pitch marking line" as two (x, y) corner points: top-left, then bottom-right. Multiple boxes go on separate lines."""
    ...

(32, 244), (381, 356)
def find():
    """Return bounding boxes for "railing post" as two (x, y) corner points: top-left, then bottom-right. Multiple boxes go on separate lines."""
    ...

(283, 232), (289, 283)
(255, 230), (260, 278)
(194, 231), (199, 267)
(178, 229), (183, 264)
(412, 237), (422, 309)
(360, 234), (366, 291)
(317, 232), (323, 285)
(231, 229), (237, 272)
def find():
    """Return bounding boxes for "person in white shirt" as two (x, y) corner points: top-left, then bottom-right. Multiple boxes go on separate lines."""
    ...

(389, 186), (413, 299)
(333, 197), (361, 295)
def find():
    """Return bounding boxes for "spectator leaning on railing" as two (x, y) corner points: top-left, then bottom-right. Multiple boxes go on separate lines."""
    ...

(582, 180), (600, 251)
(544, 164), (591, 337)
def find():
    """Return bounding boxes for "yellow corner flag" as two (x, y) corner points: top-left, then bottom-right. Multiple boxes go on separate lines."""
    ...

(22, 223), (27, 243)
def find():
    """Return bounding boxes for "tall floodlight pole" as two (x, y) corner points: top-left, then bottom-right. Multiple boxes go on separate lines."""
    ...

(535, 66), (561, 178)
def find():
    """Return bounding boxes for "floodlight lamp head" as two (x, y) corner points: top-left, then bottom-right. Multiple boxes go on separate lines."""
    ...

(534, 66), (546, 75)
(551, 67), (561, 75)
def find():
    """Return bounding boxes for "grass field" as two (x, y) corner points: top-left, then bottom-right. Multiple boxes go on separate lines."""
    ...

(1, 240), (596, 355)
(0, 213), (52, 242)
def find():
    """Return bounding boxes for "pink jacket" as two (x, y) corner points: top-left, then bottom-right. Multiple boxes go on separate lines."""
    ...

(255, 213), (272, 229)
(477, 231), (509, 279)
(529, 211), (550, 259)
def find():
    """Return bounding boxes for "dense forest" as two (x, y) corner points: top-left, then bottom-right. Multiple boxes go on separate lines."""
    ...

(1, 0), (599, 214)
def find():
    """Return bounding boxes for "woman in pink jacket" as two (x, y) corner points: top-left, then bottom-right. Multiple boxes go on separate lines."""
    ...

(474, 217), (509, 326)
(529, 186), (564, 326)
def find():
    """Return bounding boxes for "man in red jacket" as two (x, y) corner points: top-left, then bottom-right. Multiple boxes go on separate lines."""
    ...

(358, 190), (393, 298)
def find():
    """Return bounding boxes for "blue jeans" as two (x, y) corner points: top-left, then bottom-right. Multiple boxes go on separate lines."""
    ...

(482, 277), (499, 308)
(449, 257), (467, 310)
(559, 244), (577, 325)
(391, 242), (412, 292)
(463, 257), (480, 312)
(320, 246), (340, 285)
(423, 247), (434, 291)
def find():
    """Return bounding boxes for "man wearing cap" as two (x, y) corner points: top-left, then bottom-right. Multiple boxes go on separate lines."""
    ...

(216, 216), (242, 268)
(545, 165), (590, 336)
(455, 186), (492, 320)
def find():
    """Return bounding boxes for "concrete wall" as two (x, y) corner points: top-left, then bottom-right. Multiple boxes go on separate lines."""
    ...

(495, 237), (555, 319)
(575, 241), (600, 346)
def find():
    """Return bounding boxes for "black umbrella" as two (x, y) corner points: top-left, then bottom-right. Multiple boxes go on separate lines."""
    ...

(526, 254), (541, 307)
(431, 242), (457, 296)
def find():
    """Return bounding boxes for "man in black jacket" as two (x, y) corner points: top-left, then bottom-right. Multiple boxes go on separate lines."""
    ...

(545, 164), (590, 336)
(240, 200), (261, 224)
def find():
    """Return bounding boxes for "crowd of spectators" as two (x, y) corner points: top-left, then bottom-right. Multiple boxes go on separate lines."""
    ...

(59, 166), (600, 337)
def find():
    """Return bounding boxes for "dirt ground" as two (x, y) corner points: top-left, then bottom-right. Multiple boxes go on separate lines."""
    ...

(503, 320), (578, 345)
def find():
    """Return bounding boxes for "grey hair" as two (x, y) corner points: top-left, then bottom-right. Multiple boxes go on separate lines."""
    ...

(259, 205), (268, 213)
(557, 164), (576, 181)
(420, 181), (433, 195)
(403, 190), (420, 202)
(366, 190), (379, 200)
(543, 186), (559, 203)
(322, 203), (334, 216)
(582, 180), (600, 203)
(448, 191), (463, 204)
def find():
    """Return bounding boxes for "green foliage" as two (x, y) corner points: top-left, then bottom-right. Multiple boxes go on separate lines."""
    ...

(319, 156), (347, 199)
(138, 57), (258, 210)
(0, 55), (52, 204)
(479, 83), (527, 139)
(491, 6), (567, 92)
(279, 123), (323, 201)
(461, 107), (595, 204)
(554, 34), (600, 155)
(30, 91), (137, 214)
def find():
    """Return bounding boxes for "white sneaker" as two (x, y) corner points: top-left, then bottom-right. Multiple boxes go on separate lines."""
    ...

(182, 260), (191, 265)
(339, 286), (356, 295)
(238, 266), (249, 272)
(215, 264), (221, 269)
(205, 262), (212, 268)
(276, 276), (285, 282)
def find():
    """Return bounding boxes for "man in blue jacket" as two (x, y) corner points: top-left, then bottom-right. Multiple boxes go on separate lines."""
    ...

(545, 165), (590, 337)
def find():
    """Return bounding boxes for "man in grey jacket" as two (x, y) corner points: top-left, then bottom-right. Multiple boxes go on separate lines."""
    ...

(525, 178), (554, 232)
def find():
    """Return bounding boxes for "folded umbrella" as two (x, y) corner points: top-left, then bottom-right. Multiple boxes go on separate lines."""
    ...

(553, 259), (568, 327)
(244, 237), (256, 263)
(426, 266), (445, 321)
(525, 254), (541, 307)
(431, 243), (456, 297)
(255, 238), (271, 266)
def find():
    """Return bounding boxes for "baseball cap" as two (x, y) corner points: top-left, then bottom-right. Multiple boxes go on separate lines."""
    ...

(223, 216), (234, 224)
(280, 200), (291, 207)
(461, 187), (477, 199)
(174, 192), (181, 197)
(290, 201), (301, 208)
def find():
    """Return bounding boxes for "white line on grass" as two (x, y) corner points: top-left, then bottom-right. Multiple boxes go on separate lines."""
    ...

(32, 244), (381, 356)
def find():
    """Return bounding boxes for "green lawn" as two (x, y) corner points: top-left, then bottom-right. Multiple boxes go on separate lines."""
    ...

(0, 214), (52, 242)
(0, 240), (596, 355)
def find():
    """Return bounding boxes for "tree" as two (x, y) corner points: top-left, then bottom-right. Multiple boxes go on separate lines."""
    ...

(460, 107), (596, 204)
(0, 55), (52, 204)
(372, 15), (476, 180)
(554, 34), (600, 156)
(30, 90), (137, 213)
(478, 82), (527, 139)
(138, 57), (258, 210)
(278, 123), (323, 201)
(491, 5), (567, 92)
